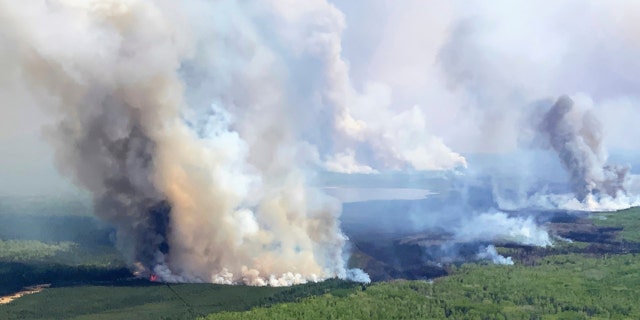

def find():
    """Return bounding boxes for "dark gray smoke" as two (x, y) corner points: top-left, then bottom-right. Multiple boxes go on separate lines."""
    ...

(540, 95), (630, 202)
(0, 0), (358, 285)
(70, 105), (170, 273)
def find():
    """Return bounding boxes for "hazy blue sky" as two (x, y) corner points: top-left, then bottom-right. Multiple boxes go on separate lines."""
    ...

(0, 86), (80, 197)
(2, 0), (640, 199)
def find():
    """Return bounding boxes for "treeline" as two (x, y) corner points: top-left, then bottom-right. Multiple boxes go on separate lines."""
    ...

(0, 278), (362, 319)
(203, 253), (640, 319)
(593, 207), (640, 242)
(0, 238), (126, 270)
(3, 253), (639, 319)
(0, 212), (113, 245)
(0, 240), (75, 262)
(253, 278), (363, 306)
(0, 261), (131, 296)
(0, 239), (129, 296)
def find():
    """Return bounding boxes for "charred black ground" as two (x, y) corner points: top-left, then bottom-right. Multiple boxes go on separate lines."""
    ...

(343, 204), (640, 281)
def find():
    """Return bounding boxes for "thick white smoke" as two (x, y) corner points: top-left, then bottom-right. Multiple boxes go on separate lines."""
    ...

(455, 211), (551, 247)
(3, 0), (640, 283)
(259, 0), (467, 172)
(477, 245), (513, 266)
(487, 95), (640, 212)
(0, 0), (373, 285)
(328, 0), (640, 213)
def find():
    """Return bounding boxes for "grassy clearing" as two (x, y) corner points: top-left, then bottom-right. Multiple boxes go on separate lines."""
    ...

(592, 206), (640, 242)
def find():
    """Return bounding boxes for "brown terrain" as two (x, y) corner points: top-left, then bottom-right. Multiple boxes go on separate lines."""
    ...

(0, 284), (50, 305)
(348, 211), (640, 282)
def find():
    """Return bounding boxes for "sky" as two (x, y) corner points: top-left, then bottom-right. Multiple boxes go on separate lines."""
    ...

(1, 0), (640, 198)
(0, 77), (81, 197)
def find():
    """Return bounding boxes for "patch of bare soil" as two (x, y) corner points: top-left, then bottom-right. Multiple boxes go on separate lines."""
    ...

(0, 284), (50, 305)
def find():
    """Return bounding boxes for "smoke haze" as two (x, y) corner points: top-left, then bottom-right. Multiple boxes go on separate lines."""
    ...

(1, 0), (640, 283)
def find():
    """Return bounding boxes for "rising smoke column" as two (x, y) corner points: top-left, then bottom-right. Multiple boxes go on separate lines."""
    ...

(0, 0), (355, 285)
(262, 0), (466, 172)
(539, 95), (630, 202)
(8, 0), (640, 281)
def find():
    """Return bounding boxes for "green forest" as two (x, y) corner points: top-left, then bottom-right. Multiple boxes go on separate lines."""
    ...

(203, 254), (640, 320)
(1, 208), (640, 319)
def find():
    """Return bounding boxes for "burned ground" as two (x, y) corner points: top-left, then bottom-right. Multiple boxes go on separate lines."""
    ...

(346, 207), (640, 281)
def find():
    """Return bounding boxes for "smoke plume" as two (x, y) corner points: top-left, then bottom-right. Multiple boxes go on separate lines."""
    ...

(3, 0), (640, 281)
(477, 245), (513, 266)
(539, 95), (630, 203)
(0, 0), (364, 285)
